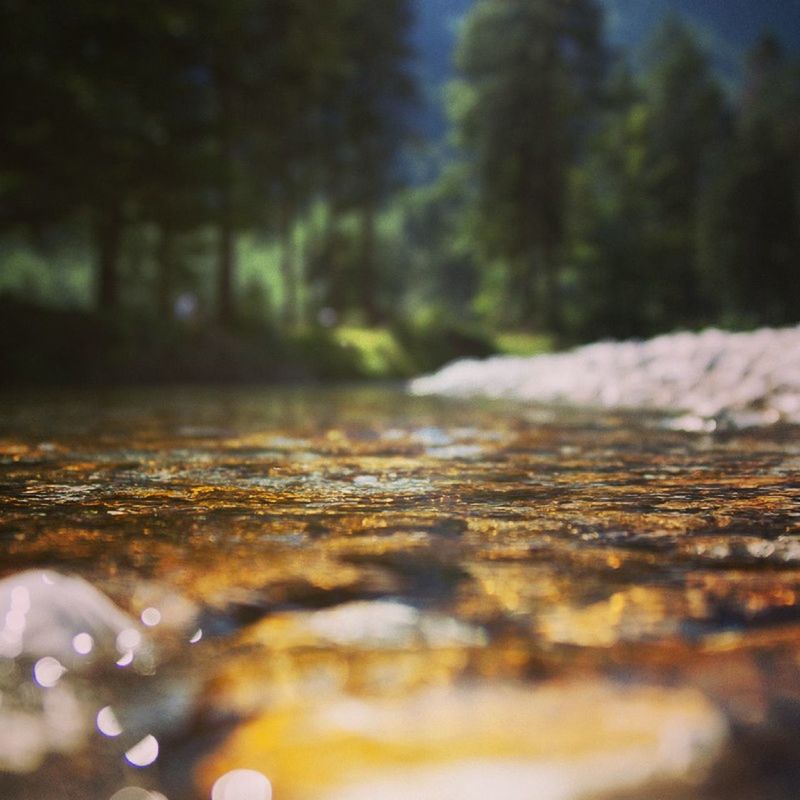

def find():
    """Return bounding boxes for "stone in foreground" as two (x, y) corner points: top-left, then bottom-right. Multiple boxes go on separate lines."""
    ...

(200, 680), (727, 800)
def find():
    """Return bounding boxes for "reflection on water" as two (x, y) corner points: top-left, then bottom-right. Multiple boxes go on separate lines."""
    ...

(1, 387), (799, 798)
(212, 769), (272, 800)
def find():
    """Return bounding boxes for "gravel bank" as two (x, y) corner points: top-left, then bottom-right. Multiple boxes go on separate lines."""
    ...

(410, 326), (800, 428)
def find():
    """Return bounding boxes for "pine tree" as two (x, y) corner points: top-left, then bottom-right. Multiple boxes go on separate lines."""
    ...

(637, 15), (730, 328)
(333, 0), (415, 324)
(452, 0), (606, 332)
(567, 65), (657, 338)
(724, 36), (800, 324)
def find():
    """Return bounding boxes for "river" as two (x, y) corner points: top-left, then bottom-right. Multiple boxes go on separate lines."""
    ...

(1, 386), (799, 799)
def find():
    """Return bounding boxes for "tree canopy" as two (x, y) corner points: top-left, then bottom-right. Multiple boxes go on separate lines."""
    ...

(1, 0), (799, 385)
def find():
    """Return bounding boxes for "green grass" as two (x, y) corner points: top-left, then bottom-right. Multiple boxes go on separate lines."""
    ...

(332, 326), (416, 378)
(494, 332), (554, 357)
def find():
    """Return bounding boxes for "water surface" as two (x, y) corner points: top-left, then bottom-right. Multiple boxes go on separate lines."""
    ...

(1, 387), (799, 799)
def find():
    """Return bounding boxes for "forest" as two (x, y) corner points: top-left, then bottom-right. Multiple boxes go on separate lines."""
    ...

(1, 0), (799, 383)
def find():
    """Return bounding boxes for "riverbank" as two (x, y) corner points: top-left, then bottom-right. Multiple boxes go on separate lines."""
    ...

(411, 325), (800, 428)
(0, 296), (498, 386)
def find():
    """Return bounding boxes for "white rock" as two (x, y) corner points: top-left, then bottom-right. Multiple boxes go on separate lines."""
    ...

(307, 600), (486, 649)
(0, 570), (195, 775)
(410, 325), (800, 427)
(312, 682), (728, 800)
(0, 570), (140, 665)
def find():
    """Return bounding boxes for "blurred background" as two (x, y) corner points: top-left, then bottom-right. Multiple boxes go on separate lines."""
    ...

(1, 0), (798, 385)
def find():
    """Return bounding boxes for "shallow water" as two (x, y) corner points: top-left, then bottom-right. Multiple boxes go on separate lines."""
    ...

(1, 387), (800, 799)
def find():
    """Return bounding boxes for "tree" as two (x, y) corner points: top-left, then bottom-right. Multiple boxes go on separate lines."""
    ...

(402, 164), (479, 321)
(568, 16), (731, 338)
(1, 0), (398, 327)
(0, 0), (216, 314)
(1, 1), (138, 310)
(714, 36), (800, 324)
(567, 65), (658, 338)
(637, 15), (730, 327)
(323, 0), (415, 322)
(452, 0), (606, 332)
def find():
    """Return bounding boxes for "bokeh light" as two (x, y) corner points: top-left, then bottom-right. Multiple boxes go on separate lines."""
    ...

(116, 628), (142, 653)
(140, 608), (162, 628)
(211, 769), (272, 800)
(97, 705), (123, 737)
(33, 656), (66, 688)
(116, 650), (135, 667)
(109, 789), (168, 800)
(125, 735), (159, 768)
(73, 632), (94, 655)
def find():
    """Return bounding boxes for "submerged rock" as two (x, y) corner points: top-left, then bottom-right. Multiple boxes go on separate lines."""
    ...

(199, 680), (728, 800)
(3, 387), (800, 799)
(0, 570), (144, 774)
(410, 325), (800, 427)
(303, 600), (487, 649)
(0, 569), (141, 665)
(0, 570), (198, 781)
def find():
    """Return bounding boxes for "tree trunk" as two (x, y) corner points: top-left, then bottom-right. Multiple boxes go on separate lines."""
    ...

(541, 236), (561, 334)
(318, 203), (335, 308)
(321, 177), (345, 313)
(215, 66), (236, 327)
(156, 223), (176, 320)
(217, 202), (235, 326)
(515, 251), (538, 328)
(297, 217), (311, 327)
(279, 201), (298, 329)
(93, 203), (123, 313)
(358, 200), (379, 324)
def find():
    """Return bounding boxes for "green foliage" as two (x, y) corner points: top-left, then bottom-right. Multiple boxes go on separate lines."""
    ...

(705, 37), (800, 325)
(494, 332), (554, 357)
(451, 0), (607, 331)
(0, 0), (416, 326)
(0, 235), (92, 308)
(392, 316), (496, 374)
(332, 327), (416, 378)
(399, 165), (481, 323)
(1, 1), (799, 385)
(638, 15), (730, 325)
(566, 19), (736, 339)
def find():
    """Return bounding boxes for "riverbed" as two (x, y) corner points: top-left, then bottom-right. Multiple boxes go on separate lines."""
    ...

(1, 386), (800, 799)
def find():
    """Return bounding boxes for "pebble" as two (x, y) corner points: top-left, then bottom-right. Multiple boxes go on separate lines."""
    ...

(202, 680), (728, 800)
(0, 570), (139, 664)
(410, 326), (800, 427)
(0, 570), (197, 777)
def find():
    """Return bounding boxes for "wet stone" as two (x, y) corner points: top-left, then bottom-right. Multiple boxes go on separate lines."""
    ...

(198, 681), (727, 800)
(0, 387), (799, 799)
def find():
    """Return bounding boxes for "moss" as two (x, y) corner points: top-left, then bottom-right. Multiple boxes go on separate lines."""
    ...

(494, 332), (554, 357)
(332, 327), (417, 378)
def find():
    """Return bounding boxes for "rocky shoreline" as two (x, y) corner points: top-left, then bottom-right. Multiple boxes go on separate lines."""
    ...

(410, 326), (800, 428)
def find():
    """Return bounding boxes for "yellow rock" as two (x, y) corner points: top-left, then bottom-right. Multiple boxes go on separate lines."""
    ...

(198, 679), (727, 800)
